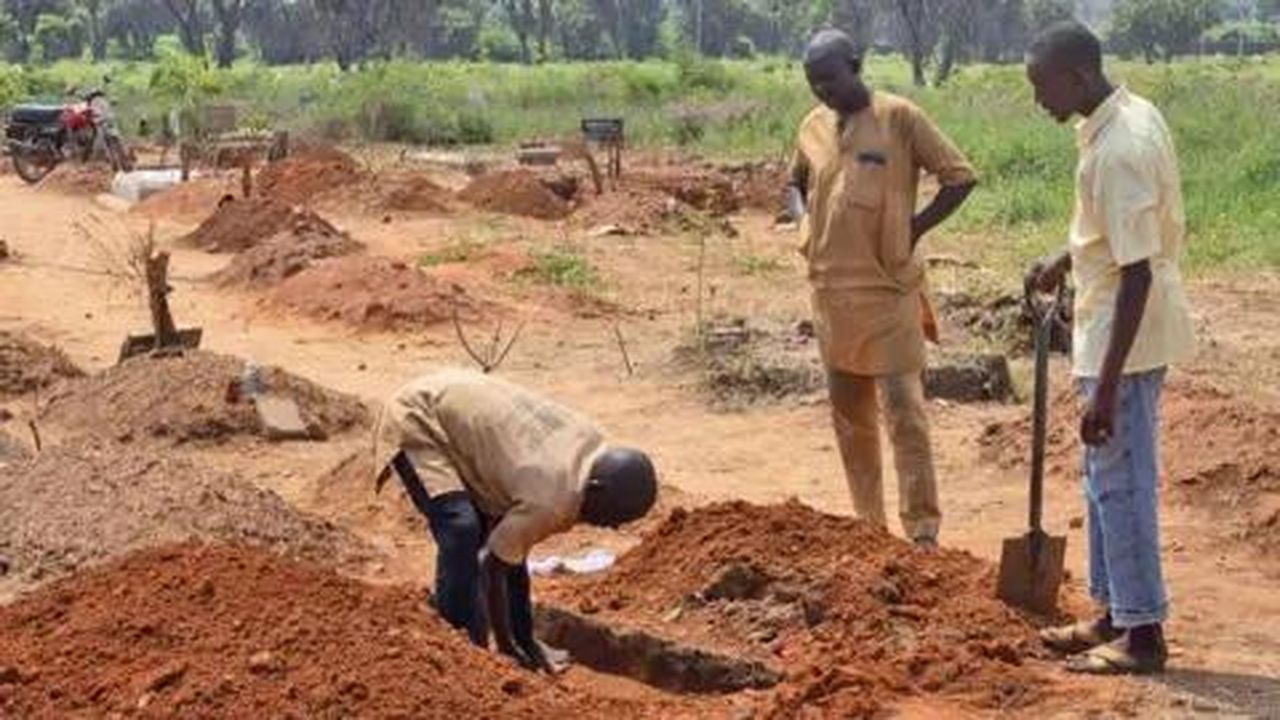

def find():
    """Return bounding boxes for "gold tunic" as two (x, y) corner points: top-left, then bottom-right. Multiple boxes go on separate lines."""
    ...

(793, 92), (976, 375)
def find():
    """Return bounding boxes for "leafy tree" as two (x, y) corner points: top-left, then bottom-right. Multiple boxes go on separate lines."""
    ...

(34, 8), (85, 60)
(161, 0), (204, 56)
(105, 0), (172, 59)
(209, 0), (242, 67)
(1110, 0), (1219, 61)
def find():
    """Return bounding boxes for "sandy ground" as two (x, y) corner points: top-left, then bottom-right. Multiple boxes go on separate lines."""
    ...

(1, 164), (1279, 717)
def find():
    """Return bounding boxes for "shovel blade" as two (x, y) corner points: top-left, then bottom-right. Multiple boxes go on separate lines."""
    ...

(117, 328), (203, 364)
(997, 532), (1067, 615)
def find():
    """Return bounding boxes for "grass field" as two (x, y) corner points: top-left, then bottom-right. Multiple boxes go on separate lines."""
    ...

(2, 52), (1277, 270)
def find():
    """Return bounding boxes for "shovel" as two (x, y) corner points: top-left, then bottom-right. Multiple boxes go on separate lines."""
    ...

(997, 286), (1068, 615)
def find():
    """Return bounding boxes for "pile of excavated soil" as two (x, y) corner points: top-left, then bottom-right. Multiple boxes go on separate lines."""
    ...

(42, 164), (113, 195)
(211, 223), (364, 289)
(182, 197), (345, 254)
(458, 169), (572, 220)
(39, 351), (369, 445)
(132, 175), (240, 222)
(575, 187), (681, 235)
(544, 500), (1057, 718)
(310, 451), (424, 540)
(0, 544), (671, 718)
(0, 444), (374, 596)
(267, 255), (482, 332)
(722, 161), (788, 215)
(0, 331), (84, 398)
(979, 378), (1280, 552)
(258, 145), (364, 205)
(629, 169), (741, 217)
(1161, 383), (1280, 550)
(377, 173), (453, 213)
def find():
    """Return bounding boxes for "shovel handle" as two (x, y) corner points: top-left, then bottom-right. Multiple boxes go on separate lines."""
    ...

(1027, 284), (1065, 533)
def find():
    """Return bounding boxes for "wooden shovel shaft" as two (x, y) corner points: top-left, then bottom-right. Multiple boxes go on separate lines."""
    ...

(1029, 294), (1057, 534)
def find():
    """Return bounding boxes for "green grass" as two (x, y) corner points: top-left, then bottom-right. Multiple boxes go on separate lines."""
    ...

(2, 53), (1275, 271)
(517, 247), (598, 289)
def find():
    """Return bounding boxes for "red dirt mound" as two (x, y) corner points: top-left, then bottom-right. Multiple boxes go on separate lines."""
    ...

(41, 164), (113, 195)
(131, 175), (240, 222)
(378, 173), (453, 213)
(0, 331), (84, 398)
(1158, 383), (1280, 551)
(629, 168), (740, 216)
(182, 196), (345, 254)
(40, 350), (369, 445)
(459, 169), (572, 220)
(267, 255), (483, 332)
(0, 444), (374, 597)
(211, 223), (364, 289)
(258, 145), (363, 205)
(979, 378), (1280, 553)
(544, 500), (1056, 718)
(0, 543), (666, 718)
(575, 187), (680, 234)
(723, 161), (788, 214)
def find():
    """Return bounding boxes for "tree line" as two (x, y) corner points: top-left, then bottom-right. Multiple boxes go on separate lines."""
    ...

(1, 1), (1276, 83)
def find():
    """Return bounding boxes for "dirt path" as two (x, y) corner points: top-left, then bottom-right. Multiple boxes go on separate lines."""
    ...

(1, 173), (1278, 717)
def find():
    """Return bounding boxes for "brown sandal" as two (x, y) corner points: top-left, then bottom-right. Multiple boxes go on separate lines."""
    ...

(1040, 619), (1120, 655)
(1065, 639), (1167, 676)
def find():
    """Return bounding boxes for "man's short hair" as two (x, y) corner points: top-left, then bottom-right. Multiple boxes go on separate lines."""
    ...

(804, 28), (861, 67)
(1030, 20), (1103, 73)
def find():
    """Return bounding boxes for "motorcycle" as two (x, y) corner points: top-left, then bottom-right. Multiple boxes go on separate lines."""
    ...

(4, 81), (133, 184)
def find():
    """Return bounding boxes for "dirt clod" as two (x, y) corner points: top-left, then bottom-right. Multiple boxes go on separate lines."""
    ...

(40, 350), (369, 445)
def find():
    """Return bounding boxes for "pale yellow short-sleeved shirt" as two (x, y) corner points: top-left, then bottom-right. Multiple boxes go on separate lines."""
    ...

(374, 370), (605, 564)
(1069, 88), (1195, 378)
(792, 92), (976, 375)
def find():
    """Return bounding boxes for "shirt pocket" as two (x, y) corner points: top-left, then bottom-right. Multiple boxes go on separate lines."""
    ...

(843, 154), (887, 210)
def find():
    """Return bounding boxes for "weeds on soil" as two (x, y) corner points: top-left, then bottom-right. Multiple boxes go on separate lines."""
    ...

(517, 246), (598, 290)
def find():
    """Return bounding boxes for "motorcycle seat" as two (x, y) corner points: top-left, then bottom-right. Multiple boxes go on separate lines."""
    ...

(9, 105), (64, 126)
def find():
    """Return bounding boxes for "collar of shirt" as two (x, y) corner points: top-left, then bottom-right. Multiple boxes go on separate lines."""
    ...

(1074, 86), (1127, 150)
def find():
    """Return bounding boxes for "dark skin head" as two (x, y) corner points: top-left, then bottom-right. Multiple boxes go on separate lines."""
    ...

(1026, 21), (1114, 123)
(803, 29), (871, 116)
(578, 447), (657, 528)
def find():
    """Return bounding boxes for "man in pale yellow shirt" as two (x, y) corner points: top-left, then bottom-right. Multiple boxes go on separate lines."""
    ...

(373, 370), (657, 673)
(788, 29), (977, 546)
(1026, 21), (1194, 676)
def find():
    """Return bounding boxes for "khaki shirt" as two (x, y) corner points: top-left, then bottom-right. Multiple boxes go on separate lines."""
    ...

(374, 370), (605, 564)
(793, 92), (976, 375)
(1069, 88), (1194, 377)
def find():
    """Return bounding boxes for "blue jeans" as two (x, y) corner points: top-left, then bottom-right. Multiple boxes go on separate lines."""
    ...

(1078, 368), (1169, 629)
(391, 453), (533, 647)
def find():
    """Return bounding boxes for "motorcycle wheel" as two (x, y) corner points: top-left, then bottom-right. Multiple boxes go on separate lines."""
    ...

(104, 134), (134, 173)
(11, 151), (57, 185)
